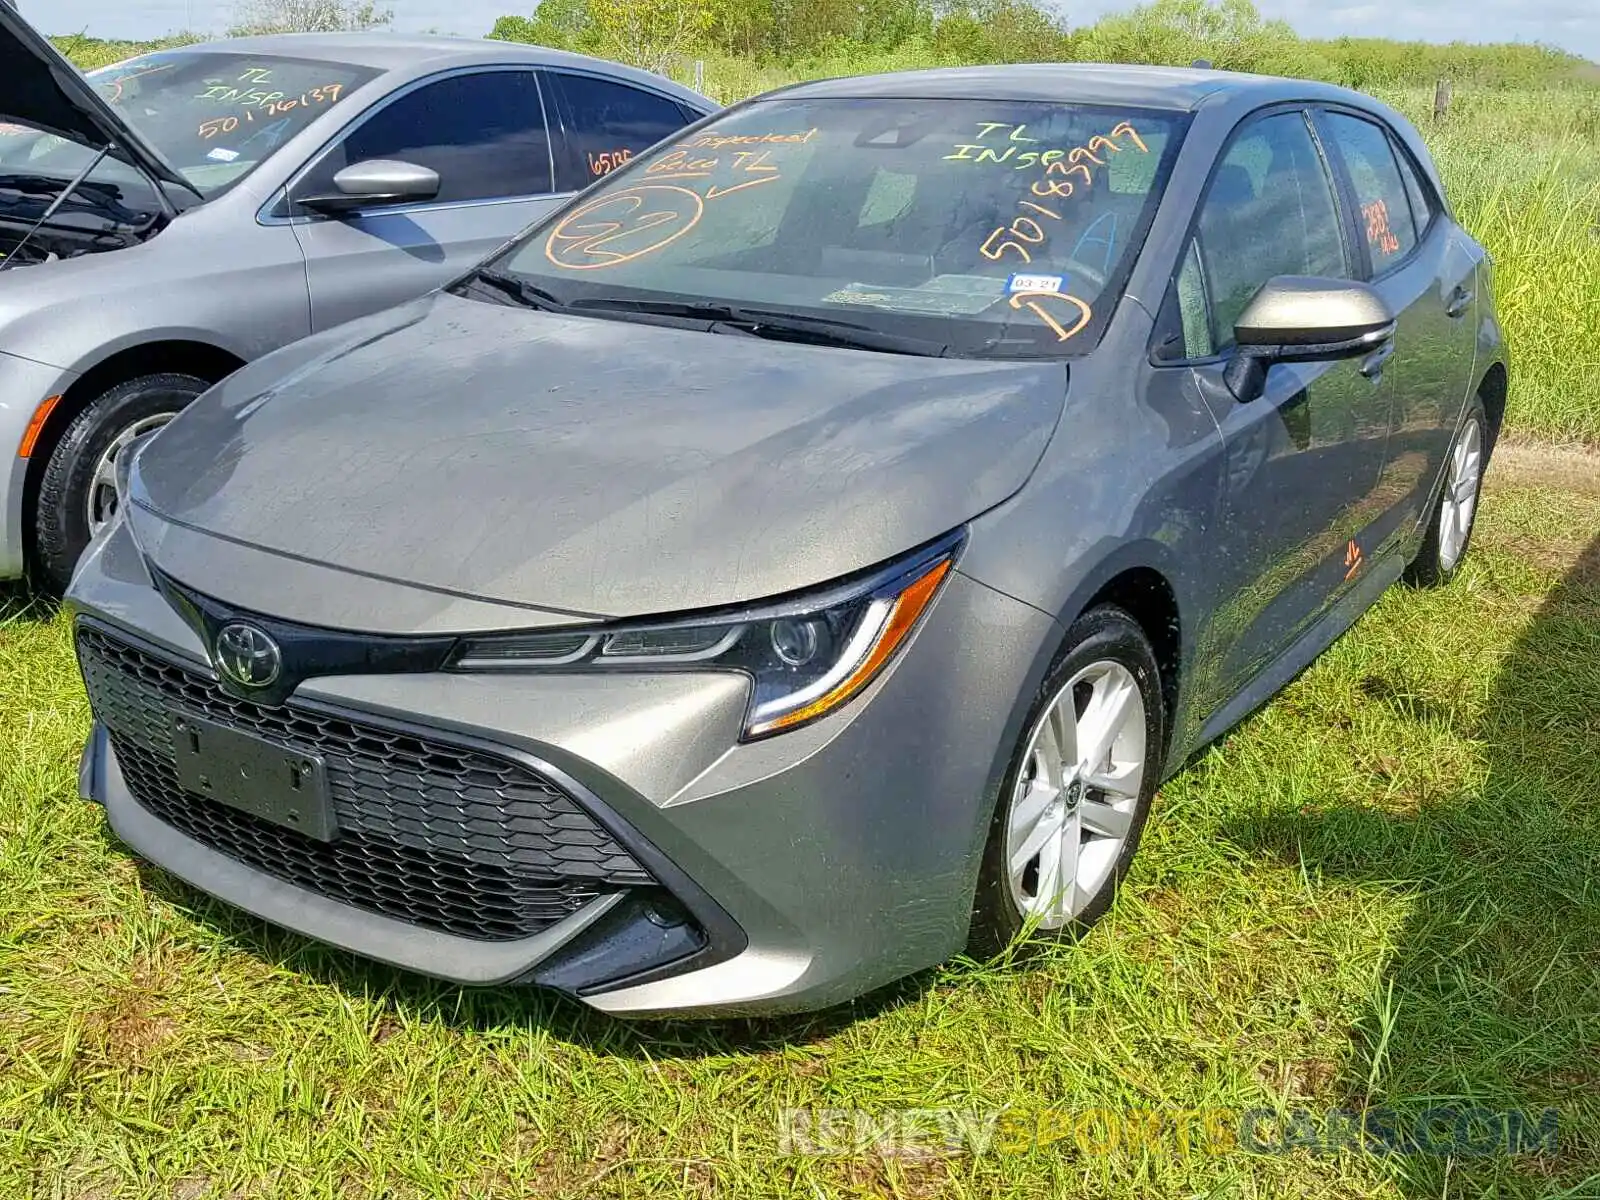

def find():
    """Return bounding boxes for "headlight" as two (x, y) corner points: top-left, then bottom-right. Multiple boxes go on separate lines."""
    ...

(451, 532), (962, 739)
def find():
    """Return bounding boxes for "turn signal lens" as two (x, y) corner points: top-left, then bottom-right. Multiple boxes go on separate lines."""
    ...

(17, 395), (61, 459)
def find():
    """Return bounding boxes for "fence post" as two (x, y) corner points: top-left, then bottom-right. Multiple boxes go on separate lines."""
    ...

(1433, 78), (1452, 121)
(694, 59), (705, 95)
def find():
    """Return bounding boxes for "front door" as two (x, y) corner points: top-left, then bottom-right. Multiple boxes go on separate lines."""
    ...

(287, 69), (565, 332)
(1169, 109), (1394, 703)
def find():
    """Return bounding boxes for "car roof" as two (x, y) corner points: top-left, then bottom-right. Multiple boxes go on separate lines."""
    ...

(767, 63), (1375, 112)
(169, 33), (714, 108)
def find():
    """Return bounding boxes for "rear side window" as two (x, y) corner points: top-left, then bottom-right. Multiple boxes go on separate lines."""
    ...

(547, 72), (694, 191)
(1322, 112), (1417, 272)
(1192, 111), (1349, 350)
(298, 70), (553, 207)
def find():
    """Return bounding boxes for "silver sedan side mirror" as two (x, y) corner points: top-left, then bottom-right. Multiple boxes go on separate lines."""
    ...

(299, 159), (441, 215)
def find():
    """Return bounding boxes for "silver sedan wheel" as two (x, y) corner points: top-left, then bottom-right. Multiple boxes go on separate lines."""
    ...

(86, 414), (173, 539)
(1438, 416), (1484, 572)
(1004, 660), (1146, 928)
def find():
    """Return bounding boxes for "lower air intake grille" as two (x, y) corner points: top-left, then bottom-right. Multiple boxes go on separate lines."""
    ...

(76, 622), (654, 942)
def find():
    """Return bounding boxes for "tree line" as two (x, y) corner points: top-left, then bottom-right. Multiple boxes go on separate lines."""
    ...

(488, 0), (1588, 88)
(46, 0), (1590, 90)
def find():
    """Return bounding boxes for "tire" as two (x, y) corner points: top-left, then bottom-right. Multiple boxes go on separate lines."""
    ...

(1403, 396), (1488, 589)
(968, 606), (1166, 959)
(33, 372), (207, 595)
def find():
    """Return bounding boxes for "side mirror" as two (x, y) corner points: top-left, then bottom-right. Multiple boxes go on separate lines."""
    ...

(298, 159), (441, 215)
(1225, 276), (1396, 402)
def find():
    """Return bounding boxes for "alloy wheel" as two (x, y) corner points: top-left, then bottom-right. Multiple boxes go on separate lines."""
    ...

(1004, 659), (1146, 928)
(1438, 416), (1483, 572)
(86, 414), (173, 540)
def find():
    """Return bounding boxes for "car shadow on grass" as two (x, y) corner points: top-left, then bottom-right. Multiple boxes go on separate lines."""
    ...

(1225, 530), (1600, 1194)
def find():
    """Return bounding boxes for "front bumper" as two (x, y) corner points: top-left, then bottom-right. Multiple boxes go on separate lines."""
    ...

(71, 520), (1059, 1017)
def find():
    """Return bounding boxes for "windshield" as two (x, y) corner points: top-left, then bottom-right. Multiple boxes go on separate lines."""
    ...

(489, 97), (1188, 358)
(0, 51), (378, 201)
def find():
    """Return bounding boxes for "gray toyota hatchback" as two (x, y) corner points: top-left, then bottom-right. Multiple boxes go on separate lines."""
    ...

(70, 64), (1506, 1018)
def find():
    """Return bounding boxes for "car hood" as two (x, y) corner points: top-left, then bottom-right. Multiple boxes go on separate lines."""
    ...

(0, 7), (193, 194)
(133, 292), (1066, 623)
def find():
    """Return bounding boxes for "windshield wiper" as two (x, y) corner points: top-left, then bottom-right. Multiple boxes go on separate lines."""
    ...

(456, 269), (568, 312)
(570, 298), (947, 357)
(0, 173), (69, 197)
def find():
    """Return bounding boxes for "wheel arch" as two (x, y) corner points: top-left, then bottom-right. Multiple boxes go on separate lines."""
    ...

(1477, 359), (1508, 457)
(1080, 564), (1183, 738)
(1002, 539), (1190, 759)
(20, 338), (247, 569)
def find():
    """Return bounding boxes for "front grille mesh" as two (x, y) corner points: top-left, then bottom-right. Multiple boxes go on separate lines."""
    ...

(76, 622), (653, 942)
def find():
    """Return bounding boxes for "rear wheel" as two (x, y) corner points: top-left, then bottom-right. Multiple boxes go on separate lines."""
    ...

(1404, 397), (1487, 588)
(968, 606), (1165, 958)
(33, 372), (206, 594)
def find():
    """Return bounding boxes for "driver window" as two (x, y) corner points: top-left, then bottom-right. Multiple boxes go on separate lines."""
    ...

(1194, 111), (1349, 349)
(294, 71), (553, 209)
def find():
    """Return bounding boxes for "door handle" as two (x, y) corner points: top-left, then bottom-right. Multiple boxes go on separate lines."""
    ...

(1359, 341), (1395, 380)
(1445, 286), (1475, 319)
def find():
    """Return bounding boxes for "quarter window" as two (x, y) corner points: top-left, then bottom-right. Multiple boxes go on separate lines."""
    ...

(297, 70), (553, 208)
(1192, 111), (1349, 350)
(547, 73), (696, 191)
(1173, 240), (1214, 360)
(1322, 112), (1418, 271)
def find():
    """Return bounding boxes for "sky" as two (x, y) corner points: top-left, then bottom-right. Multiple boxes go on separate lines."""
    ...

(21, 0), (1600, 63)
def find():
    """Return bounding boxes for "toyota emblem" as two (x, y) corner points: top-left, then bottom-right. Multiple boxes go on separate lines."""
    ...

(214, 623), (282, 689)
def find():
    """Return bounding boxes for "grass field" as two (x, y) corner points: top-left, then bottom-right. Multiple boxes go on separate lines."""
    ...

(2, 450), (1597, 1198)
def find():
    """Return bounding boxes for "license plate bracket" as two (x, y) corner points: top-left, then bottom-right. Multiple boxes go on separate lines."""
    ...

(169, 712), (338, 842)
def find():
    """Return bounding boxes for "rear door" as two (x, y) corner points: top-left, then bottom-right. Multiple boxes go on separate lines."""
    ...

(1316, 109), (1478, 545)
(542, 70), (704, 191)
(1155, 108), (1393, 701)
(287, 68), (563, 332)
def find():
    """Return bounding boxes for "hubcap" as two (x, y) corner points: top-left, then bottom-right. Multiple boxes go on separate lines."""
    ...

(86, 414), (174, 539)
(1438, 417), (1483, 572)
(1004, 659), (1146, 928)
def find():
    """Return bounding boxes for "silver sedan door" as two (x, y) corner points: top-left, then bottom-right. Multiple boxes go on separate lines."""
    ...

(284, 68), (567, 332)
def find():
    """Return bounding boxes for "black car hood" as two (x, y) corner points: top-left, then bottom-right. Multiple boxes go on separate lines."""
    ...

(133, 293), (1067, 623)
(1, 8), (194, 194)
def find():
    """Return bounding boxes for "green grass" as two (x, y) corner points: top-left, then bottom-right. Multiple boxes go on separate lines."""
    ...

(2, 455), (1597, 1198)
(1379, 86), (1600, 446)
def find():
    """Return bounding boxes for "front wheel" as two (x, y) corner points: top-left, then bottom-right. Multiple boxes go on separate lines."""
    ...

(1404, 397), (1487, 588)
(33, 372), (207, 594)
(968, 606), (1166, 958)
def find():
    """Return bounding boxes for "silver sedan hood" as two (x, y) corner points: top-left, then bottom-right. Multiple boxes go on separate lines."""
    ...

(132, 293), (1066, 623)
